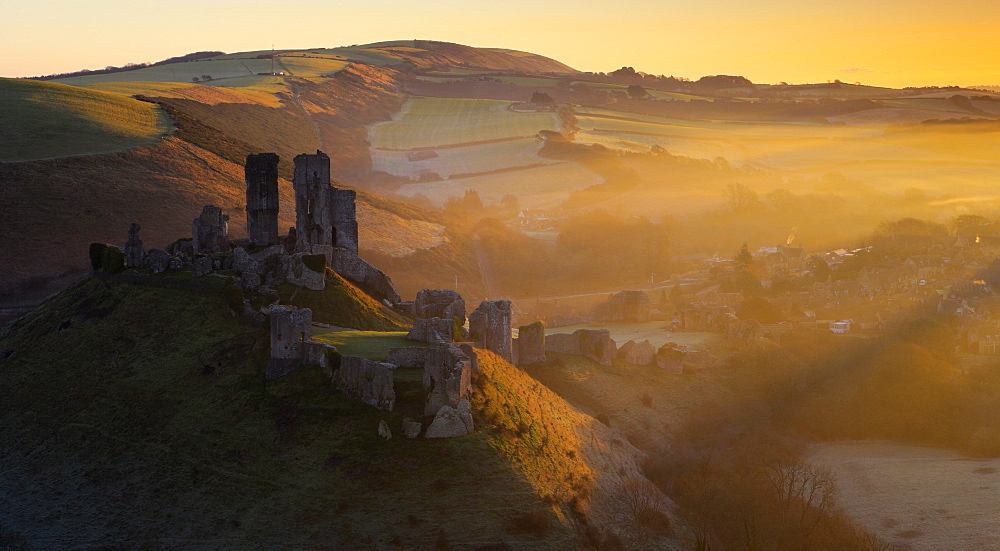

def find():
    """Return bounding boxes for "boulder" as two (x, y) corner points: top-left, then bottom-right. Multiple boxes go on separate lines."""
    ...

(655, 346), (685, 374)
(456, 399), (474, 433)
(402, 418), (422, 439)
(406, 317), (454, 343)
(378, 419), (392, 440)
(425, 405), (469, 438)
(619, 339), (655, 366)
(516, 321), (546, 365)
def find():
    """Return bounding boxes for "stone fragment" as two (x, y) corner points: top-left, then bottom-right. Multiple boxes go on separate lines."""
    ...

(544, 329), (617, 366)
(283, 252), (325, 290)
(425, 405), (469, 438)
(619, 339), (655, 366)
(423, 343), (473, 416)
(406, 317), (455, 343)
(402, 418), (422, 439)
(456, 398), (474, 433)
(124, 223), (145, 268)
(655, 345), (685, 374)
(192, 205), (229, 254)
(148, 249), (170, 273)
(193, 256), (213, 277)
(516, 321), (546, 365)
(415, 289), (466, 324)
(378, 419), (392, 440)
(469, 300), (512, 362)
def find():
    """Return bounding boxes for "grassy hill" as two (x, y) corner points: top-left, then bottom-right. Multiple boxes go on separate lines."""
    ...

(0, 274), (680, 549)
(0, 78), (170, 162)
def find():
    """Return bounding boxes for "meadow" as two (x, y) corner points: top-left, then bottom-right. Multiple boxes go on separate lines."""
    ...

(0, 78), (170, 161)
(369, 97), (560, 150)
(370, 137), (551, 179)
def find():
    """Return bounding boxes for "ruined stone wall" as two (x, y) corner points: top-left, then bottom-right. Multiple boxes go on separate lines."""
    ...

(192, 205), (229, 254)
(386, 347), (430, 368)
(333, 355), (396, 411)
(293, 151), (335, 253)
(245, 153), (280, 246)
(515, 321), (546, 365)
(331, 187), (359, 255)
(544, 328), (617, 366)
(267, 305), (313, 378)
(423, 343), (473, 416)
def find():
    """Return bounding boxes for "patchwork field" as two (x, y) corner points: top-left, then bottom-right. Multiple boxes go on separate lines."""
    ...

(369, 97), (560, 150)
(392, 162), (601, 208)
(371, 137), (551, 179)
(809, 441), (1000, 551)
(0, 78), (171, 162)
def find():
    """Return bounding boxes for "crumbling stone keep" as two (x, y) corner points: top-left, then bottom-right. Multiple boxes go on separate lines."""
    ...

(407, 318), (455, 343)
(423, 343), (473, 416)
(293, 151), (359, 256)
(123, 223), (145, 268)
(192, 205), (229, 254)
(515, 321), (546, 365)
(469, 300), (512, 362)
(245, 153), (281, 246)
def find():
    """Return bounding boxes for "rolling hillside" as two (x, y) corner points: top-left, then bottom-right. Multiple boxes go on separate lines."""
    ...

(0, 78), (171, 161)
(0, 275), (677, 549)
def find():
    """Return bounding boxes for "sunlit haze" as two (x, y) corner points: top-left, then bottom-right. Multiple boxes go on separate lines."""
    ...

(6, 0), (1000, 87)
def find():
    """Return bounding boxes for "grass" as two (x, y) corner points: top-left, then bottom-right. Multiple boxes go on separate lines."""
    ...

(0, 276), (577, 549)
(370, 97), (560, 149)
(371, 136), (551, 179)
(276, 55), (350, 78)
(276, 270), (410, 331)
(547, 321), (719, 350)
(392, 161), (601, 208)
(0, 77), (170, 162)
(311, 329), (418, 361)
(52, 57), (275, 85)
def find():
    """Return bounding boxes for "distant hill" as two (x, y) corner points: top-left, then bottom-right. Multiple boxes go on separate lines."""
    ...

(0, 78), (171, 161)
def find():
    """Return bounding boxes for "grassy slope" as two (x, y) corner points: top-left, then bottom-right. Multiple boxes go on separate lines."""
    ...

(0, 78), (170, 162)
(277, 270), (410, 331)
(0, 277), (574, 550)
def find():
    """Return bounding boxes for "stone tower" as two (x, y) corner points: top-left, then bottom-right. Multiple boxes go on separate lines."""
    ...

(192, 205), (229, 254)
(244, 153), (280, 246)
(293, 151), (359, 256)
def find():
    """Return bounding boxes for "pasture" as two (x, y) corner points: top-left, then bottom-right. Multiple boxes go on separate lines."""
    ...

(371, 137), (551, 179)
(809, 441), (1000, 551)
(53, 57), (274, 85)
(369, 97), (560, 149)
(0, 77), (170, 161)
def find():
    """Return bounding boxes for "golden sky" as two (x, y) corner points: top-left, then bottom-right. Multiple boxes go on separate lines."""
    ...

(5, 0), (999, 87)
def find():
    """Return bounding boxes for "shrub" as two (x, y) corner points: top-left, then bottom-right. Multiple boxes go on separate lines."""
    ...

(89, 243), (108, 270)
(101, 246), (126, 274)
(302, 254), (326, 273)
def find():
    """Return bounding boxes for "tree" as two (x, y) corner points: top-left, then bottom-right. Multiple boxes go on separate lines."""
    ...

(737, 296), (784, 324)
(726, 183), (760, 215)
(735, 242), (753, 268)
(806, 255), (830, 282)
(627, 85), (648, 99)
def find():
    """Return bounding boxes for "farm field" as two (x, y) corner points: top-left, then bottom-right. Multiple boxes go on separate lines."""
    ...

(369, 97), (560, 150)
(371, 137), (551, 179)
(809, 441), (1000, 551)
(391, 161), (601, 208)
(570, 81), (713, 101)
(0, 78), (170, 162)
(53, 57), (275, 85)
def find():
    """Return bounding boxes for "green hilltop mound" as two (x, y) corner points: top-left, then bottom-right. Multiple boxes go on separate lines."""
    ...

(277, 269), (410, 331)
(0, 274), (679, 548)
(0, 77), (171, 162)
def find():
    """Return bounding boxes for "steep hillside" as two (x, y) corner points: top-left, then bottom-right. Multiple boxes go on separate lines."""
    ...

(0, 78), (170, 161)
(0, 276), (678, 548)
(0, 277), (570, 549)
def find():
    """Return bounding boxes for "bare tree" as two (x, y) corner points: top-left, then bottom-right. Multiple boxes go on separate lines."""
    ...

(726, 183), (760, 215)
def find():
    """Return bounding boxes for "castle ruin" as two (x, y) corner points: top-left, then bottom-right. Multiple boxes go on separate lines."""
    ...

(293, 151), (358, 257)
(245, 153), (281, 246)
